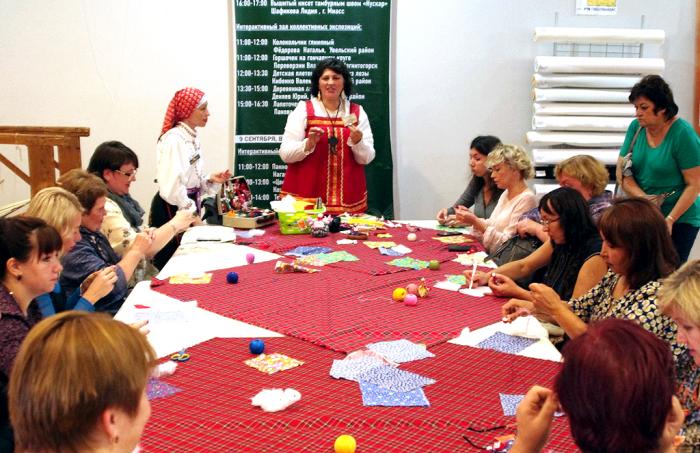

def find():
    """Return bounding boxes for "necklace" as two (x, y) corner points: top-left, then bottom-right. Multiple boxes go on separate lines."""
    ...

(322, 100), (342, 155)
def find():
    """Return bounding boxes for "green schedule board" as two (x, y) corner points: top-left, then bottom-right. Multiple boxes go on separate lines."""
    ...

(233, 0), (393, 217)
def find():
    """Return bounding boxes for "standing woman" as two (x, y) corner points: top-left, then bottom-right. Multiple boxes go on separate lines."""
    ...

(616, 75), (700, 262)
(454, 144), (536, 253)
(436, 135), (504, 225)
(279, 57), (375, 214)
(150, 87), (230, 269)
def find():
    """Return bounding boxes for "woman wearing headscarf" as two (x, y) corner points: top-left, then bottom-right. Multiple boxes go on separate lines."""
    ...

(149, 87), (230, 269)
(279, 57), (375, 214)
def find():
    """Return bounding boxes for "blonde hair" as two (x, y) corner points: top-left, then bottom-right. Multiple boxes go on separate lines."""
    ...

(659, 259), (700, 326)
(486, 144), (534, 180)
(9, 311), (156, 452)
(24, 187), (83, 237)
(555, 155), (609, 197)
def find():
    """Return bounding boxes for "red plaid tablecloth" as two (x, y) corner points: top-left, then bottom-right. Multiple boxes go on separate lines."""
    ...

(141, 337), (576, 452)
(153, 255), (502, 353)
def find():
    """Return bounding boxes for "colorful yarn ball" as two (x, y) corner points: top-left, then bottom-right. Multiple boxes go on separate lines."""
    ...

(392, 287), (407, 302)
(406, 283), (418, 295)
(404, 294), (418, 306)
(246, 253), (255, 264)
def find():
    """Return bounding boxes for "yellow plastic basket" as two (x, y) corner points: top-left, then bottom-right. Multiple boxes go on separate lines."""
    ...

(277, 208), (324, 234)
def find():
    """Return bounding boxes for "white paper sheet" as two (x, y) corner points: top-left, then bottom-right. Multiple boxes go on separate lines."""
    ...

(156, 243), (280, 279)
(533, 102), (635, 117)
(532, 115), (632, 132)
(181, 225), (237, 243)
(533, 149), (620, 165)
(533, 27), (665, 44)
(116, 282), (282, 358)
(533, 88), (630, 103)
(532, 73), (639, 89)
(459, 286), (493, 297)
(448, 318), (562, 362)
(526, 131), (625, 147)
(534, 56), (665, 75)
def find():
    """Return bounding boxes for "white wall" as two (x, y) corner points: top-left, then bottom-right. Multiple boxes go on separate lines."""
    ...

(0, 0), (231, 210)
(395, 0), (695, 219)
(0, 0), (697, 253)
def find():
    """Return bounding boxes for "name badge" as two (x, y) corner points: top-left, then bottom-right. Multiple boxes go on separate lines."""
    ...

(189, 153), (201, 165)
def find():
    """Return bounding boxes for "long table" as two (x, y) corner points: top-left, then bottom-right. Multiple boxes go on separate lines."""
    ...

(118, 222), (576, 452)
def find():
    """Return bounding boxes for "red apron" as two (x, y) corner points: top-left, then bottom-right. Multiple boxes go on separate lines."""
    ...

(280, 100), (368, 214)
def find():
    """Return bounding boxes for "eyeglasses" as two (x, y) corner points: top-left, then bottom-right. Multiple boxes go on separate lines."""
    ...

(114, 169), (137, 179)
(540, 217), (560, 226)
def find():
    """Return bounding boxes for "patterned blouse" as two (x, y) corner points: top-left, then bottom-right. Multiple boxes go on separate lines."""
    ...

(569, 270), (683, 356)
(676, 350), (700, 449)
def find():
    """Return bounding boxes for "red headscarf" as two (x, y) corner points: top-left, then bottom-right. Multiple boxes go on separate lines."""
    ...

(160, 87), (205, 137)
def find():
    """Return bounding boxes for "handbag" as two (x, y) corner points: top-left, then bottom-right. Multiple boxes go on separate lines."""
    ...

(616, 126), (642, 198)
(617, 125), (678, 207)
(485, 234), (542, 266)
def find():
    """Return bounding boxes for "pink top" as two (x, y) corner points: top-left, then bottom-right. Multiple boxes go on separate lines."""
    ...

(477, 188), (537, 253)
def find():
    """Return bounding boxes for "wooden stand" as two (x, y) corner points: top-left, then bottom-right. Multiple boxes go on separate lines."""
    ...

(0, 126), (89, 195)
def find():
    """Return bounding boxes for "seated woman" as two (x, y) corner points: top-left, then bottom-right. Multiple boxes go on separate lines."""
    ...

(517, 154), (612, 243)
(58, 169), (153, 315)
(435, 135), (504, 225)
(503, 198), (681, 354)
(469, 187), (607, 302)
(24, 187), (116, 316)
(9, 311), (156, 453)
(659, 260), (700, 449)
(454, 144), (536, 253)
(510, 319), (684, 453)
(87, 140), (193, 258)
(0, 216), (63, 449)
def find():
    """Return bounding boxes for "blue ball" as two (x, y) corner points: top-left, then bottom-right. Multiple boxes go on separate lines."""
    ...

(249, 339), (265, 354)
(226, 272), (239, 284)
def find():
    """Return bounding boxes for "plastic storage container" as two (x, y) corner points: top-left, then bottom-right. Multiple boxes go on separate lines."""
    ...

(277, 208), (324, 234)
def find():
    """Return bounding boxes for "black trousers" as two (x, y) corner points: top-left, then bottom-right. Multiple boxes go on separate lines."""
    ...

(672, 222), (700, 264)
(149, 194), (182, 270)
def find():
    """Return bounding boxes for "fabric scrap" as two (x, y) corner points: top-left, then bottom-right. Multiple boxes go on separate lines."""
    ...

(244, 353), (304, 374)
(359, 380), (430, 407)
(147, 377), (182, 401)
(476, 332), (539, 355)
(356, 365), (435, 393)
(367, 339), (435, 363)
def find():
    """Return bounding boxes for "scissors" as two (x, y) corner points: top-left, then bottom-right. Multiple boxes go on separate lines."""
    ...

(170, 349), (190, 362)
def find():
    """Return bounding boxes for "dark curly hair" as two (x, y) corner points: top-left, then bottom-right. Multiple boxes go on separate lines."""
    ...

(628, 75), (679, 121)
(310, 58), (352, 97)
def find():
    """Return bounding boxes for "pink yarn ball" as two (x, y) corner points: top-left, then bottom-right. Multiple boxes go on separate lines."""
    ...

(246, 253), (255, 264)
(406, 283), (418, 295)
(404, 294), (418, 306)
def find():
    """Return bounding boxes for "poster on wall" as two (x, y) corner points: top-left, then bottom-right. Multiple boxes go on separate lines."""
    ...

(576, 0), (617, 15)
(232, 0), (393, 218)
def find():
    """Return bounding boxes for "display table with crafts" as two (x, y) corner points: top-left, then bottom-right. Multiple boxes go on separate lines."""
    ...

(116, 218), (574, 452)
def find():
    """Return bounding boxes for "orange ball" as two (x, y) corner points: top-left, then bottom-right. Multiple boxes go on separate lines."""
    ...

(334, 435), (357, 453)
(392, 287), (407, 301)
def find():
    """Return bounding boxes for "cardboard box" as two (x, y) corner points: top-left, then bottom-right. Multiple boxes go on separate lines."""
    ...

(217, 176), (276, 229)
